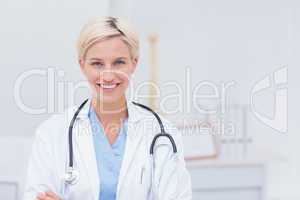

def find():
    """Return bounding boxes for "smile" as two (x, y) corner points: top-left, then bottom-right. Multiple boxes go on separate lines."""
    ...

(96, 83), (120, 90)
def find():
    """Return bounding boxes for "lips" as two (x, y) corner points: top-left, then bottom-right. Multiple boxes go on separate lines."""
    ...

(96, 83), (120, 90)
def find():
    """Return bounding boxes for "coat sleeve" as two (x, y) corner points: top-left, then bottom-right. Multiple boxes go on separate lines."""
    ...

(154, 119), (192, 200)
(23, 125), (61, 200)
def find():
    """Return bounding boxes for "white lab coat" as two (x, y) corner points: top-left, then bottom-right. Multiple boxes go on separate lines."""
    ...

(23, 98), (192, 200)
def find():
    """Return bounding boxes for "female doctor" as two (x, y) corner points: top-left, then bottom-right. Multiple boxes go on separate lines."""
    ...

(23, 16), (192, 200)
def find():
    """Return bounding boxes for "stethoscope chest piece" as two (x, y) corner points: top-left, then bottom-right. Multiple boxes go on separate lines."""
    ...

(64, 167), (79, 185)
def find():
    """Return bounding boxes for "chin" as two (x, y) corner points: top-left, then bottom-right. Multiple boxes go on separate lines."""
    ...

(93, 93), (125, 103)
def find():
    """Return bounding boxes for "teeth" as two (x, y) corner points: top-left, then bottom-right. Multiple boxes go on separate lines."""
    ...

(99, 84), (117, 89)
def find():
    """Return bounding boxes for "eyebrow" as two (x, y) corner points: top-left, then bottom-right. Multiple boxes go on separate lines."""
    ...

(87, 57), (127, 61)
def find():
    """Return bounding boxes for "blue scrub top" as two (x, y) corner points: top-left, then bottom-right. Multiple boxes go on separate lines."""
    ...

(88, 106), (128, 200)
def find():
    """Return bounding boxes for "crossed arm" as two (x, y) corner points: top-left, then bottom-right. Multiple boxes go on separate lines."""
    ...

(36, 191), (60, 200)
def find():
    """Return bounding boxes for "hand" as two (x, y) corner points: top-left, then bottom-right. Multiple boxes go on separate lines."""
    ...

(36, 191), (61, 200)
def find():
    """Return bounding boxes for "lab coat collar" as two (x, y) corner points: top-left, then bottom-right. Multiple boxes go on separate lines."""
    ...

(75, 97), (144, 124)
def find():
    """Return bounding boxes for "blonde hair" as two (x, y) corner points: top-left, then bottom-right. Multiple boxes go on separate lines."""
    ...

(77, 16), (139, 60)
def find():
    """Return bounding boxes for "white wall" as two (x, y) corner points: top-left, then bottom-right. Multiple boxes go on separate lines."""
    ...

(0, 0), (109, 199)
(127, 0), (298, 199)
(0, 0), (299, 199)
(0, 137), (33, 199)
(0, 0), (109, 138)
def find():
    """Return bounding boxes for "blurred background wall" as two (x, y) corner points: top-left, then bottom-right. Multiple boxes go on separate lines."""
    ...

(0, 0), (298, 199)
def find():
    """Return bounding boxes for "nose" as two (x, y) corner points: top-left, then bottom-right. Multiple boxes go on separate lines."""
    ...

(101, 69), (115, 82)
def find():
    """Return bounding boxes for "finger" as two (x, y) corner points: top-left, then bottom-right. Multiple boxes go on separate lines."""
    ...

(45, 191), (56, 197)
(45, 191), (60, 200)
(44, 197), (56, 200)
(40, 197), (54, 200)
(36, 192), (47, 200)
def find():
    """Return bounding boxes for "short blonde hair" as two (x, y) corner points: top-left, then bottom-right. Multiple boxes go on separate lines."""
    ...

(77, 16), (139, 60)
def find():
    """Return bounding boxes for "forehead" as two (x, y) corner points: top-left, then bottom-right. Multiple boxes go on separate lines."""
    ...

(85, 37), (131, 59)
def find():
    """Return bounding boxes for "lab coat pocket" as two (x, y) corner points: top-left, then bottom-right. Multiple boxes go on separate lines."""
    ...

(123, 164), (151, 200)
(136, 165), (151, 200)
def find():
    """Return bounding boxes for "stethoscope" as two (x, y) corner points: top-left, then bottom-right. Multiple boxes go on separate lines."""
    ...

(63, 98), (178, 187)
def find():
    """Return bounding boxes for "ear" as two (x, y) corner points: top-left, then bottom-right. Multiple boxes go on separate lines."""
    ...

(131, 57), (138, 72)
(78, 58), (85, 72)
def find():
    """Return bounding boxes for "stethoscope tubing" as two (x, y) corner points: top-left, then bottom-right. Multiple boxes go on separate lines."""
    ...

(66, 98), (178, 187)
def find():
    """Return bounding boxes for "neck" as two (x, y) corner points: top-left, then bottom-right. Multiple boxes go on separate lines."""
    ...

(91, 95), (128, 124)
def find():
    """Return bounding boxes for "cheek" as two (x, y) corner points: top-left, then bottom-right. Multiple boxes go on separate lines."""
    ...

(119, 71), (132, 85)
(86, 74), (98, 85)
(82, 67), (96, 81)
(86, 70), (102, 83)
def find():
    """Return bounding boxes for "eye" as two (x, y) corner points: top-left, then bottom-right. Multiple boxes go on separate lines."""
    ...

(114, 60), (126, 65)
(91, 62), (104, 68)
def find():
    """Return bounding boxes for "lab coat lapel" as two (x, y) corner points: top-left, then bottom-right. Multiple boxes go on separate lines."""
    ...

(117, 101), (144, 195)
(73, 99), (100, 200)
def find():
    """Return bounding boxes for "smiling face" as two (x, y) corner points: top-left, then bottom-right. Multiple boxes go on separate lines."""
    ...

(79, 37), (138, 104)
